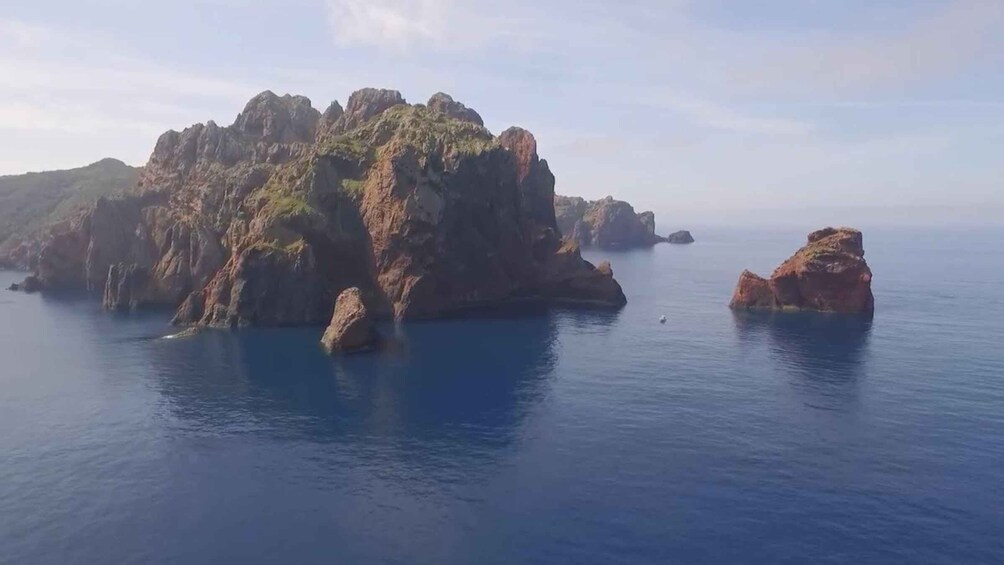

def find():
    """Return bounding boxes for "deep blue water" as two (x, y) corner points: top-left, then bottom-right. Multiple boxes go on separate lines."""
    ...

(2, 227), (1003, 564)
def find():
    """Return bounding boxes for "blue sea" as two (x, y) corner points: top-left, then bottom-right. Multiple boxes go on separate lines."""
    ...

(2, 227), (1003, 564)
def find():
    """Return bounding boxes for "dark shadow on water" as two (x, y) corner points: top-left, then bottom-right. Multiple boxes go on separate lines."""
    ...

(733, 311), (873, 406)
(143, 310), (561, 470)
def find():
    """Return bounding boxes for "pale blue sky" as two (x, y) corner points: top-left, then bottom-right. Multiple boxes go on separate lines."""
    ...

(2, 0), (1002, 225)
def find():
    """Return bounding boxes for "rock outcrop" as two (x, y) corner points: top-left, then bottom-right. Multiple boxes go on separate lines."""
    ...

(103, 263), (151, 311)
(729, 227), (874, 314)
(553, 195), (685, 249)
(23, 88), (626, 326)
(320, 287), (379, 353)
(7, 275), (40, 293)
(426, 93), (484, 126)
(666, 230), (694, 244)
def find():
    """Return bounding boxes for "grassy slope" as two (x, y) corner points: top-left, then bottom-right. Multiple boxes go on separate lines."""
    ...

(0, 158), (141, 243)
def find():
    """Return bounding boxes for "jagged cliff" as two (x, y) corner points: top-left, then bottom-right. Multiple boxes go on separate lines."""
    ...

(729, 227), (874, 314)
(21, 89), (626, 326)
(554, 195), (689, 249)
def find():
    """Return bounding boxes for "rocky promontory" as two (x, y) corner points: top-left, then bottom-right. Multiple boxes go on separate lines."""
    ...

(554, 195), (690, 249)
(729, 227), (874, 314)
(18, 89), (626, 326)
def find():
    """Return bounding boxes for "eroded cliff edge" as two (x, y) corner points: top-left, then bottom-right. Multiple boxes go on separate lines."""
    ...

(729, 227), (874, 314)
(20, 89), (626, 325)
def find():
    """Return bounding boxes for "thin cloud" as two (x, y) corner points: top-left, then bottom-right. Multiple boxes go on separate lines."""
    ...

(735, 0), (1004, 92)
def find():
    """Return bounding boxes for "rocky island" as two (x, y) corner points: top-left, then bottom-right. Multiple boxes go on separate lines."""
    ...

(554, 195), (691, 249)
(13, 89), (626, 326)
(729, 227), (874, 314)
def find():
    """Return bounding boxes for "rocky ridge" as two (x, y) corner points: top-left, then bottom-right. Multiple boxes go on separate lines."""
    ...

(0, 159), (141, 270)
(729, 227), (874, 314)
(20, 89), (626, 325)
(554, 195), (690, 249)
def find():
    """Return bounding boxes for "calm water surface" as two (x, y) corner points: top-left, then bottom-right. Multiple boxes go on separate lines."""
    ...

(1, 227), (1003, 564)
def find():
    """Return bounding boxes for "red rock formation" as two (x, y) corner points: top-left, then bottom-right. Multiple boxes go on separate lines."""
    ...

(729, 227), (874, 314)
(26, 89), (627, 326)
(320, 287), (379, 353)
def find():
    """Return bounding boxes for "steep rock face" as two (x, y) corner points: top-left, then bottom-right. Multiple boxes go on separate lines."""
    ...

(27, 89), (626, 326)
(320, 287), (379, 353)
(427, 93), (484, 126)
(554, 195), (669, 248)
(103, 263), (151, 310)
(729, 227), (874, 313)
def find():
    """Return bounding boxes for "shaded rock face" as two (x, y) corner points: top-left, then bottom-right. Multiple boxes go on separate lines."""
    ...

(27, 89), (626, 326)
(666, 230), (694, 244)
(103, 263), (150, 311)
(554, 195), (666, 249)
(729, 227), (874, 314)
(427, 93), (484, 126)
(320, 287), (379, 353)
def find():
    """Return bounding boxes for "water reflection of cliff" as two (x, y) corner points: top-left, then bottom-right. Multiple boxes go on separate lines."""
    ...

(732, 311), (872, 405)
(146, 307), (560, 473)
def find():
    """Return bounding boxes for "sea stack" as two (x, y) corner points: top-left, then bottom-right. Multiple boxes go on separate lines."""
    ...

(320, 287), (379, 354)
(729, 227), (874, 314)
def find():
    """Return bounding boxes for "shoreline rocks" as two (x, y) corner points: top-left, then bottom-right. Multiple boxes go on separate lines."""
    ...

(321, 287), (379, 354)
(729, 227), (874, 314)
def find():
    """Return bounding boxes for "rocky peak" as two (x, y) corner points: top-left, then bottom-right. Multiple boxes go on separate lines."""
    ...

(232, 91), (320, 144)
(426, 92), (484, 126)
(807, 227), (863, 256)
(336, 88), (406, 133)
(499, 127), (539, 184)
(320, 100), (345, 130)
(499, 127), (557, 229)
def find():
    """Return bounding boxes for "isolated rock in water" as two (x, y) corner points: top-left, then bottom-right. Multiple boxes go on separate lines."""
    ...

(729, 227), (874, 314)
(321, 287), (378, 353)
(666, 230), (694, 244)
(426, 93), (484, 126)
(8, 275), (41, 293)
(554, 195), (669, 249)
(24, 87), (627, 327)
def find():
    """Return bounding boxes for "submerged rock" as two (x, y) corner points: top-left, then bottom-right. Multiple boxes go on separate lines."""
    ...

(729, 227), (874, 314)
(321, 287), (379, 354)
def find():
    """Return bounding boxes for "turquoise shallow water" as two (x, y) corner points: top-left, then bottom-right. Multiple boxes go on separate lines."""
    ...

(1, 227), (1003, 564)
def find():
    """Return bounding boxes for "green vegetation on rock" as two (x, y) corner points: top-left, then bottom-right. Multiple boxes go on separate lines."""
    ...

(0, 158), (140, 244)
